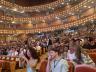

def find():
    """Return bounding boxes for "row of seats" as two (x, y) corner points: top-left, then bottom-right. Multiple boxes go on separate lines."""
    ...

(0, 61), (16, 72)
(0, 56), (20, 72)
(0, 55), (19, 61)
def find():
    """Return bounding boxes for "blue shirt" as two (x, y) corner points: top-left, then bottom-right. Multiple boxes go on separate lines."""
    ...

(27, 64), (36, 72)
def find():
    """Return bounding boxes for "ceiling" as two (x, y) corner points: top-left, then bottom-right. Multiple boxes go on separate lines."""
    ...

(5, 0), (57, 6)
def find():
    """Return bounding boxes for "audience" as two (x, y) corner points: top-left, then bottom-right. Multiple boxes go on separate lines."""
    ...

(0, 30), (95, 72)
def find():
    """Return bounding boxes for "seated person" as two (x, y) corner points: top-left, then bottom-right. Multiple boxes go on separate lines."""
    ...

(67, 46), (95, 66)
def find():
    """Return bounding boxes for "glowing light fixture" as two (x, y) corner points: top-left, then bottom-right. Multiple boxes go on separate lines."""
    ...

(12, 8), (17, 11)
(0, 21), (3, 22)
(12, 21), (15, 24)
(0, 6), (2, 8)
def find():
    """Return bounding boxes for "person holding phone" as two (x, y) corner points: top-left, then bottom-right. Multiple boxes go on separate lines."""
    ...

(19, 47), (39, 72)
(46, 46), (69, 72)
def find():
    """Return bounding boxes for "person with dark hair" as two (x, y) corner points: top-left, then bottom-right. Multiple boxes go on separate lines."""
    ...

(19, 47), (39, 72)
(67, 46), (95, 66)
(46, 46), (69, 72)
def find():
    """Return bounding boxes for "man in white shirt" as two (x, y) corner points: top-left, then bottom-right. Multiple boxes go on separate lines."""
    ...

(46, 46), (69, 72)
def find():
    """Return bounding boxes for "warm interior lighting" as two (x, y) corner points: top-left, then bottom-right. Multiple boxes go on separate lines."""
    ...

(84, 5), (87, 8)
(12, 21), (15, 24)
(20, 10), (24, 13)
(0, 6), (2, 8)
(0, 21), (3, 22)
(88, 6), (91, 8)
(91, 1), (94, 3)
(61, 2), (64, 5)
(12, 8), (17, 11)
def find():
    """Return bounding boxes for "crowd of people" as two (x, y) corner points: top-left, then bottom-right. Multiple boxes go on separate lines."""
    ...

(0, 30), (96, 72)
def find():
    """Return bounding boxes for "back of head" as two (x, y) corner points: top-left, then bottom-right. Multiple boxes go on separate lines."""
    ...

(28, 46), (39, 60)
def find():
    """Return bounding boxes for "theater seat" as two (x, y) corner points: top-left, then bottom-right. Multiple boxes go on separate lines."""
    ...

(39, 60), (47, 72)
(68, 61), (74, 72)
(75, 64), (96, 72)
(0, 63), (2, 72)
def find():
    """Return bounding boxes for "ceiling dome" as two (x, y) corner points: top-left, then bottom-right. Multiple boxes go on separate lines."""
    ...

(5, 0), (57, 6)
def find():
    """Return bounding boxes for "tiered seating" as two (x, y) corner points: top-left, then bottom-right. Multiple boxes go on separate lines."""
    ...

(0, 55), (19, 72)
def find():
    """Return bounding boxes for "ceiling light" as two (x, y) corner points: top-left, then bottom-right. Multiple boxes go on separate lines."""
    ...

(66, 3), (69, 5)
(42, 20), (45, 23)
(51, 8), (54, 10)
(84, 6), (87, 8)
(12, 21), (15, 24)
(91, 20), (94, 22)
(20, 10), (24, 13)
(91, 1), (94, 3)
(29, 21), (31, 24)
(35, 9), (40, 12)
(61, 2), (64, 5)
(38, 32), (41, 33)
(71, 13), (74, 15)
(0, 21), (3, 22)
(55, 16), (60, 19)
(0, 6), (2, 8)
(48, 7), (51, 9)
(88, 6), (91, 8)
(12, 8), (17, 11)
(6, 8), (9, 9)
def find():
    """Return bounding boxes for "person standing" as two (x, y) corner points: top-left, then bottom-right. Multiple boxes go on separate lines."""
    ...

(19, 47), (39, 72)
(46, 46), (69, 72)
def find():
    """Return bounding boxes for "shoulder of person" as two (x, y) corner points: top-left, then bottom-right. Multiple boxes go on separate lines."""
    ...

(60, 59), (69, 71)
(60, 59), (69, 66)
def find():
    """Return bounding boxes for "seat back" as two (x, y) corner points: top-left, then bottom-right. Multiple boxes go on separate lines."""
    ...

(75, 64), (96, 72)
(39, 60), (47, 72)
(68, 61), (74, 72)
(0, 63), (2, 72)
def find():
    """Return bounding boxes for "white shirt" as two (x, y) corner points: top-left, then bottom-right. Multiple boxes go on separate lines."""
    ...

(67, 50), (76, 61)
(50, 59), (69, 72)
